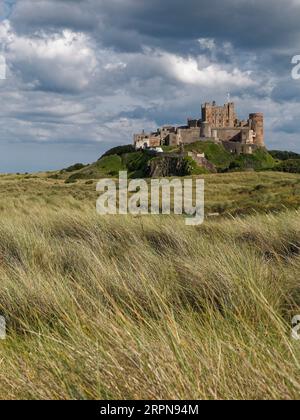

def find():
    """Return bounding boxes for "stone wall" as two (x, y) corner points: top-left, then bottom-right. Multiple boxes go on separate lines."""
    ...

(166, 133), (179, 146)
(177, 127), (201, 144)
(223, 141), (258, 155)
(214, 128), (242, 142)
(148, 136), (161, 148)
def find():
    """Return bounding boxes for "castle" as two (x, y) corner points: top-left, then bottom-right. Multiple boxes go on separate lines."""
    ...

(134, 101), (264, 155)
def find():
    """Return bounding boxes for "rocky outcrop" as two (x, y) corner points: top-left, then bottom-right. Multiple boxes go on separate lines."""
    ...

(146, 153), (217, 177)
(147, 156), (190, 177)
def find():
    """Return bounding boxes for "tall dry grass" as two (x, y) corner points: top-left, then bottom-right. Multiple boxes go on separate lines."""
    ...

(0, 198), (299, 399)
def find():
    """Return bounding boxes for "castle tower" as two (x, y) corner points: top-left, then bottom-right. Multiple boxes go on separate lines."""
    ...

(249, 113), (264, 147)
(201, 102), (237, 128)
(227, 102), (236, 127)
(200, 121), (212, 138)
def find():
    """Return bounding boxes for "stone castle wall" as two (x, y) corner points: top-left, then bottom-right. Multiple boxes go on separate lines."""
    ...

(177, 127), (201, 144)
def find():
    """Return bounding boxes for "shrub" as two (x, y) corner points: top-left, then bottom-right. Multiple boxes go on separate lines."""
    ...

(64, 163), (87, 173)
(64, 178), (77, 184)
(100, 145), (135, 159)
(269, 150), (300, 161)
(275, 159), (300, 173)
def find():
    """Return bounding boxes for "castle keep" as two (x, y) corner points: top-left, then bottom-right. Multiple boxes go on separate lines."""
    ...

(134, 101), (264, 154)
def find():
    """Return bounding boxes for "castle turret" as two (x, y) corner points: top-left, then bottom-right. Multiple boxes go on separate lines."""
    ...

(200, 121), (211, 138)
(249, 113), (264, 147)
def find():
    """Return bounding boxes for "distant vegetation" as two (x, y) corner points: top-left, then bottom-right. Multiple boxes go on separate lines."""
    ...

(62, 163), (87, 173)
(269, 150), (300, 161)
(268, 150), (300, 173)
(101, 144), (135, 158)
(275, 159), (300, 173)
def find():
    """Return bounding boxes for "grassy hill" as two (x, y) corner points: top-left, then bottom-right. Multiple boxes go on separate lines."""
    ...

(58, 141), (277, 183)
(63, 151), (154, 182)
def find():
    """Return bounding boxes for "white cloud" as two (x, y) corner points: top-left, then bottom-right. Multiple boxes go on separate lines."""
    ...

(3, 24), (97, 92)
(156, 52), (255, 88)
(198, 38), (216, 50)
(103, 62), (127, 71)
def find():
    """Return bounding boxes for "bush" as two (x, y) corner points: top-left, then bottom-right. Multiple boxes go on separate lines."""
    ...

(100, 145), (135, 159)
(64, 163), (87, 173)
(48, 174), (59, 180)
(275, 159), (300, 173)
(64, 178), (77, 184)
(269, 150), (300, 161)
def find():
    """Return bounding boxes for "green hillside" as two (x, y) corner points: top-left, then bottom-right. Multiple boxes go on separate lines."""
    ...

(184, 141), (233, 170)
(57, 141), (281, 182)
(228, 148), (276, 171)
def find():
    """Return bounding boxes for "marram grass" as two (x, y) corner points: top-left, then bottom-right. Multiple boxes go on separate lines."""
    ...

(0, 174), (299, 399)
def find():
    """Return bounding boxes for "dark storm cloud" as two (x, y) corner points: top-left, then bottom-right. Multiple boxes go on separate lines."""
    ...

(98, 0), (300, 51)
(9, 0), (300, 51)
(8, 0), (300, 88)
(10, 0), (97, 33)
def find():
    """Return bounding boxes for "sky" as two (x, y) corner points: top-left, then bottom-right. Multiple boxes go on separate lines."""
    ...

(0, 0), (300, 172)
